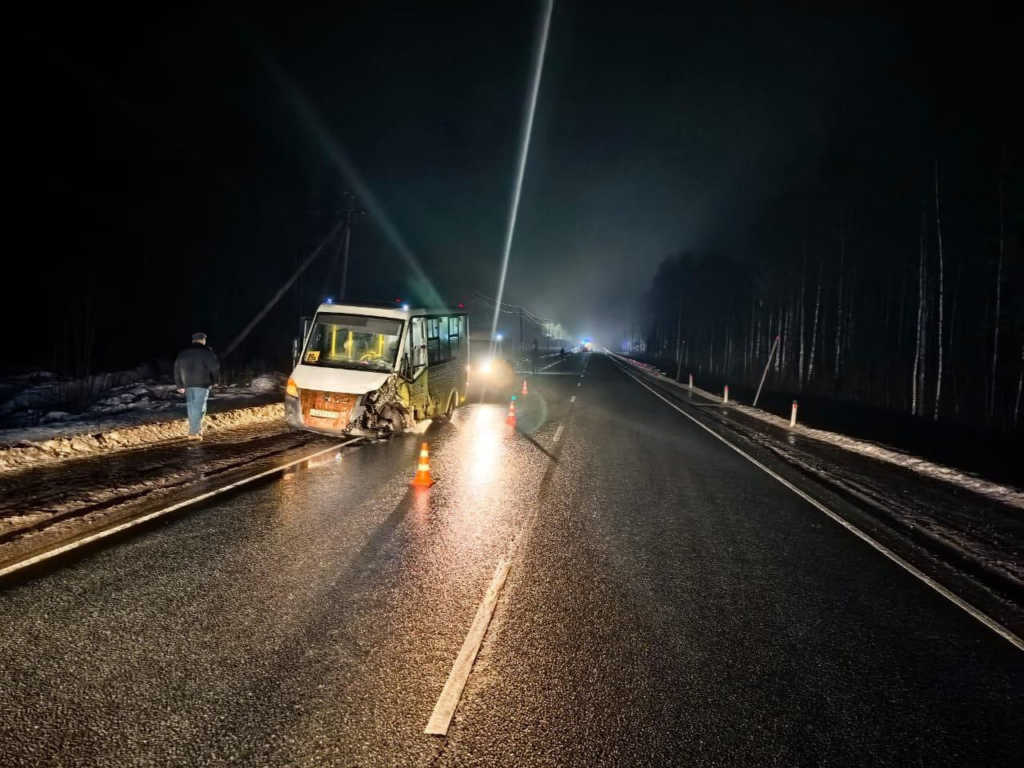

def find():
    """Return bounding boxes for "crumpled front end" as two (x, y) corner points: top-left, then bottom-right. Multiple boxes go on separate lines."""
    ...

(356, 374), (414, 435)
(286, 374), (413, 437)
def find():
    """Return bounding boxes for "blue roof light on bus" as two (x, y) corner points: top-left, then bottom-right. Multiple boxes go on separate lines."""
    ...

(401, 303), (410, 311)
(324, 297), (334, 304)
(496, 333), (504, 341)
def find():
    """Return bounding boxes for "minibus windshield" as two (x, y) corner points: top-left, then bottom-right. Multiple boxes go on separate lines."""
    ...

(302, 313), (403, 372)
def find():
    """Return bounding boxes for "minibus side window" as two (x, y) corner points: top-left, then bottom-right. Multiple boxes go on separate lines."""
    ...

(448, 316), (462, 354)
(426, 316), (456, 365)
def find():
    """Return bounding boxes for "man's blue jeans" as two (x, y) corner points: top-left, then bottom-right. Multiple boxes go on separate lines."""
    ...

(185, 387), (210, 435)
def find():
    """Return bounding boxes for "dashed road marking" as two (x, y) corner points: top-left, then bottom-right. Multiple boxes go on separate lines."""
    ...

(425, 559), (511, 735)
(570, 395), (576, 403)
(553, 424), (564, 443)
(577, 381), (582, 387)
(540, 356), (568, 372)
(613, 360), (1024, 653)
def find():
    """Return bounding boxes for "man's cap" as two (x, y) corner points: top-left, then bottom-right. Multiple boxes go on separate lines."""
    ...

(192, 332), (208, 342)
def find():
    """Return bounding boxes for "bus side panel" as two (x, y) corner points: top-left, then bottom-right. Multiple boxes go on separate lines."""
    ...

(427, 360), (457, 413)
(406, 368), (431, 420)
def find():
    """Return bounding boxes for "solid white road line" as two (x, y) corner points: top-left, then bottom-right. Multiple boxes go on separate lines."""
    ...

(0, 438), (364, 578)
(425, 558), (511, 736)
(614, 361), (1024, 653)
(553, 424), (565, 443)
(570, 395), (576, 403)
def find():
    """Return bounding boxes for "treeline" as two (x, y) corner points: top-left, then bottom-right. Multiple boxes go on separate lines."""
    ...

(641, 151), (1023, 432)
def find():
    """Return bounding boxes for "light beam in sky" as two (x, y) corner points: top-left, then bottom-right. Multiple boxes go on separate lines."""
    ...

(490, 0), (554, 353)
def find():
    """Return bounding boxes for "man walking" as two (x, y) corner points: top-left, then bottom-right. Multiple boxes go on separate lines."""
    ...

(174, 332), (220, 440)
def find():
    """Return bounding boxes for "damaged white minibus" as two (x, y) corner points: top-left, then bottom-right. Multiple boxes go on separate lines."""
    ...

(285, 302), (469, 437)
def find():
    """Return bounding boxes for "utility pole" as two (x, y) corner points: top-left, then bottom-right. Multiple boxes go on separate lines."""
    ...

(519, 308), (524, 357)
(338, 193), (365, 301)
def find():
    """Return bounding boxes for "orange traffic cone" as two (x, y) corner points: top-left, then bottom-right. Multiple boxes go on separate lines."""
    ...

(505, 399), (517, 427)
(521, 379), (529, 396)
(411, 442), (435, 487)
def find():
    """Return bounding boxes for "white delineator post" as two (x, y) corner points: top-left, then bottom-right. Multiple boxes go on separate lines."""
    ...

(790, 400), (798, 427)
(723, 385), (729, 404)
(688, 373), (694, 398)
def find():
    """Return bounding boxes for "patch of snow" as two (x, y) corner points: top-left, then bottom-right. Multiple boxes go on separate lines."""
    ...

(0, 403), (286, 472)
(249, 373), (287, 393)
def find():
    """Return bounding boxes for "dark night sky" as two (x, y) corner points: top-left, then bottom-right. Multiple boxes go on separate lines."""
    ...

(6, 1), (1020, 371)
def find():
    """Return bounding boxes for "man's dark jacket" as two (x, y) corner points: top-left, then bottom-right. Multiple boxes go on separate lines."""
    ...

(174, 343), (220, 388)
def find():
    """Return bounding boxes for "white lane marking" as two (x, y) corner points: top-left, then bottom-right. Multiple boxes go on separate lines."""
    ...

(577, 381), (582, 387)
(425, 558), (511, 735)
(0, 438), (364, 578)
(553, 424), (565, 443)
(514, 371), (578, 376)
(570, 395), (576, 403)
(614, 361), (1024, 653)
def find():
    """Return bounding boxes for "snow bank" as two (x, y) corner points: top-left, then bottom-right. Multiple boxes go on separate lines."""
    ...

(0, 367), (288, 429)
(0, 365), (159, 420)
(249, 372), (288, 392)
(0, 403), (284, 473)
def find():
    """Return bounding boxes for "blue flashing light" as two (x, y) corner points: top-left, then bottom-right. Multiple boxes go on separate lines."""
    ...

(401, 303), (410, 311)
(325, 297), (334, 304)
(496, 333), (504, 341)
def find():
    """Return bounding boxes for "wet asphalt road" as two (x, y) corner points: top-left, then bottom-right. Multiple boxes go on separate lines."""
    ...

(1, 353), (1021, 766)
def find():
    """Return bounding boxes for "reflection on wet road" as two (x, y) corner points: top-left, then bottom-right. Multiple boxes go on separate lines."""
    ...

(1, 352), (1021, 767)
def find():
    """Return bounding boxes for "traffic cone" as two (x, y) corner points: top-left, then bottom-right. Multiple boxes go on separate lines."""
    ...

(411, 442), (435, 487)
(505, 399), (517, 427)
(521, 379), (529, 396)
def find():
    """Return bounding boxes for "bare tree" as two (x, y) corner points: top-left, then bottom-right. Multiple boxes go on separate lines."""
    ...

(933, 161), (945, 420)
(912, 206), (926, 416)
(808, 258), (822, 382)
(774, 307), (782, 374)
(1015, 343), (1023, 428)
(990, 145), (1005, 421)
(674, 298), (683, 381)
(799, 239), (807, 389)
(834, 210), (846, 380)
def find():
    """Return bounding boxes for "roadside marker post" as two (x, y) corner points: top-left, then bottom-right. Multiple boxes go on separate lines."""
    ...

(723, 385), (729, 404)
(790, 400), (798, 428)
(522, 379), (529, 396)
